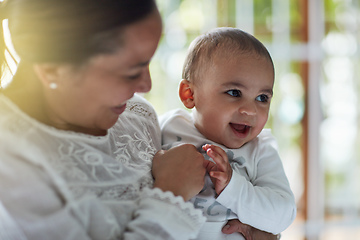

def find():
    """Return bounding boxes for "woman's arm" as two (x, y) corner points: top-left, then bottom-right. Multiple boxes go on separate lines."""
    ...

(0, 135), (206, 240)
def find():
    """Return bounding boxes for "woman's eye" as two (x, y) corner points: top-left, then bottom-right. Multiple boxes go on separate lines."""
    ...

(226, 89), (241, 97)
(127, 73), (142, 80)
(256, 94), (269, 103)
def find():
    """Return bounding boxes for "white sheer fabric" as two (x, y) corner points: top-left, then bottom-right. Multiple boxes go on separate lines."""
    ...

(0, 94), (205, 240)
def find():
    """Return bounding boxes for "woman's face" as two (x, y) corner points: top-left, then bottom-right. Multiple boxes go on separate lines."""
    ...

(43, 9), (162, 135)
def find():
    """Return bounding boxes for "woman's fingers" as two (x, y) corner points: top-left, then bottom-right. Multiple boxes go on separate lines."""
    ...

(152, 144), (206, 201)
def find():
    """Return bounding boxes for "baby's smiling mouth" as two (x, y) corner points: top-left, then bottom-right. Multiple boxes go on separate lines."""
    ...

(230, 123), (251, 136)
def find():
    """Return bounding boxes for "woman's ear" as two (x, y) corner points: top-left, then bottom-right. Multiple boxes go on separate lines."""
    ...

(33, 63), (65, 89)
(179, 79), (195, 109)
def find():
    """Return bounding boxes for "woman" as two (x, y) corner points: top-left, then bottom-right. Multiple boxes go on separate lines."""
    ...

(0, 0), (206, 239)
(0, 0), (278, 239)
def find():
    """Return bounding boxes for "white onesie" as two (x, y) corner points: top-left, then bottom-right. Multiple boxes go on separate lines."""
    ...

(160, 109), (296, 240)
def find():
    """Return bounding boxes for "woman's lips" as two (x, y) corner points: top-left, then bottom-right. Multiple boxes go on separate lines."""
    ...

(111, 103), (127, 115)
(230, 123), (250, 138)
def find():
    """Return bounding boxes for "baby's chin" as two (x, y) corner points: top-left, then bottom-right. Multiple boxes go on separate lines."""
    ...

(220, 134), (257, 149)
(223, 142), (247, 150)
(207, 137), (248, 149)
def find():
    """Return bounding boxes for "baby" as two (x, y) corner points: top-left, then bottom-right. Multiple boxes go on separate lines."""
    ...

(160, 27), (296, 240)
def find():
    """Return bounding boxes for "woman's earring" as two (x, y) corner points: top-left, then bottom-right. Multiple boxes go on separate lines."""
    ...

(49, 82), (58, 89)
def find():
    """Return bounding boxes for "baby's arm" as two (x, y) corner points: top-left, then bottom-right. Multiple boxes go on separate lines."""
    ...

(215, 136), (296, 234)
(203, 144), (281, 239)
(202, 144), (232, 195)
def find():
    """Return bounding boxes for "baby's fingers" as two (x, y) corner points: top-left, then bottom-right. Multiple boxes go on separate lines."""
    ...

(203, 144), (227, 159)
(209, 170), (229, 182)
(203, 144), (228, 169)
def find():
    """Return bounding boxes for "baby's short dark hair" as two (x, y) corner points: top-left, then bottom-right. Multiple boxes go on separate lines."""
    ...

(182, 27), (274, 83)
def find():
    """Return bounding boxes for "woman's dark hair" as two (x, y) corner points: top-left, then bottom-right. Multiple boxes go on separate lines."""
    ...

(0, 0), (156, 83)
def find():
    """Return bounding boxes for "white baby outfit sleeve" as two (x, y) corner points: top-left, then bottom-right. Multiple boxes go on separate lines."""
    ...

(216, 129), (296, 234)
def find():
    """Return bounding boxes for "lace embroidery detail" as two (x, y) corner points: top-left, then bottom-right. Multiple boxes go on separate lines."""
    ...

(1, 94), (159, 203)
(68, 174), (153, 201)
(69, 184), (139, 201)
(126, 100), (158, 124)
(53, 141), (127, 182)
(142, 188), (206, 225)
(138, 174), (154, 190)
(114, 124), (156, 171)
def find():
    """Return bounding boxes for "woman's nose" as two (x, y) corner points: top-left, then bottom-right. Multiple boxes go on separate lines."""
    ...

(136, 69), (152, 93)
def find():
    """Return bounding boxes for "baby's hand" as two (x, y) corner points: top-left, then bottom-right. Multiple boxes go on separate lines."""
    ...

(202, 144), (232, 195)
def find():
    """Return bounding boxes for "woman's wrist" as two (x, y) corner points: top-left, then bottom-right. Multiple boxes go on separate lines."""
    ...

(153, 180), (188, 201)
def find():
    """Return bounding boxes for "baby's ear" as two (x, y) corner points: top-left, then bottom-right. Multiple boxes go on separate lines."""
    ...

(179, 79), (195, 109)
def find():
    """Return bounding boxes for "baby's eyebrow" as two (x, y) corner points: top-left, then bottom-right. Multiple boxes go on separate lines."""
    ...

(262, 89), (273, 96)
(221, 82), (246, 88)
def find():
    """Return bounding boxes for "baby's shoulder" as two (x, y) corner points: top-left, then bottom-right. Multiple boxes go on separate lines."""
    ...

(159, 108), (192, 129)
(253, 129), (279, 150)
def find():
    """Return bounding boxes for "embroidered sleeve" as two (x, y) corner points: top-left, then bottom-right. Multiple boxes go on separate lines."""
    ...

(125, 188), (206, 240)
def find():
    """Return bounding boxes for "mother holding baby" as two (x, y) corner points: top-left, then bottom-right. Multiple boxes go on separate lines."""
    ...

(0, 0), (278, 239)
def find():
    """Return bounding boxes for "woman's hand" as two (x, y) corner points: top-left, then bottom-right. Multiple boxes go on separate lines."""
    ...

(222, 219), (279, 240)
(202, 144), (232, 195)
(152, 144), (207, 201)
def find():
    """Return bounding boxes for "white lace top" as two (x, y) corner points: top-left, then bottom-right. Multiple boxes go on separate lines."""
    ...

(0, 94), (205, 240)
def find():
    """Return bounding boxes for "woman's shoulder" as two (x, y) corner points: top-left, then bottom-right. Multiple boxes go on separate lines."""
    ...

(115, 94), (161, 147)
(0, 130), (46, 168)
(125, 94), (158, 122)
(0, 94), (34, 138)
(128, 93), (152, 106)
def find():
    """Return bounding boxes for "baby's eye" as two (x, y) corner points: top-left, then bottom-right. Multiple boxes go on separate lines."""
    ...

(255, 94), (269, 103)
(226, 89), (241, 97)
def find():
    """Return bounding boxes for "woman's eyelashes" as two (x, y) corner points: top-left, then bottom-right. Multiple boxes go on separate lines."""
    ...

(126, 73), (142, 80)
(126, 66), (149, 81)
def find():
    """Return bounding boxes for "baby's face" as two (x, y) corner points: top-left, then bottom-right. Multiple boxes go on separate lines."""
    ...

(192, 52), (274, 149)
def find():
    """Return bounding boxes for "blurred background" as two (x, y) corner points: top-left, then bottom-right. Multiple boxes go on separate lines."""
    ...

(146, 0), (360, 239)
(1, 0), (359, 239)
